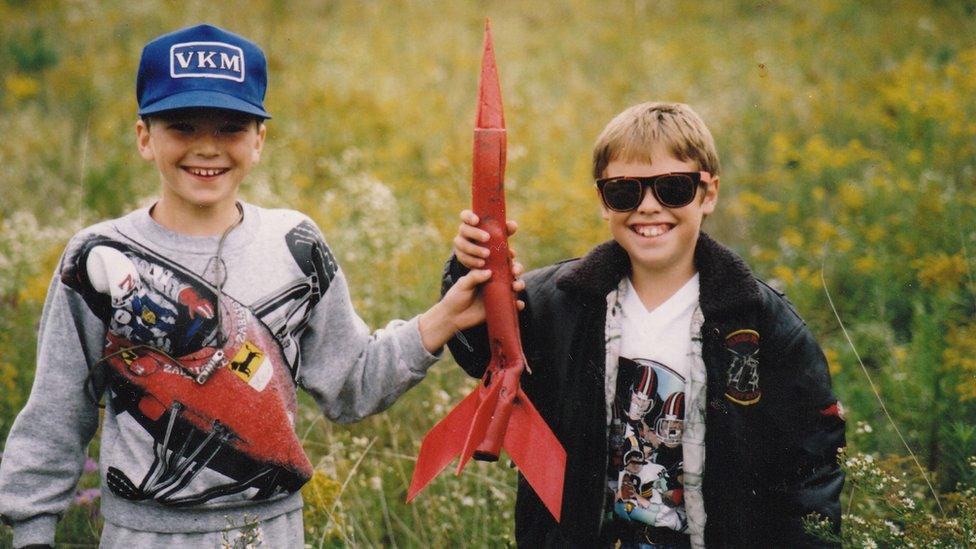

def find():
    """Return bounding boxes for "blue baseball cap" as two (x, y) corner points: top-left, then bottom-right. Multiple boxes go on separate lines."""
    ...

(137, 24), (270, 119)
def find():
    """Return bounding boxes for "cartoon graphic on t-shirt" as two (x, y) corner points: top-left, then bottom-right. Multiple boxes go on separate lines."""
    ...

(608, 357), (687, 532)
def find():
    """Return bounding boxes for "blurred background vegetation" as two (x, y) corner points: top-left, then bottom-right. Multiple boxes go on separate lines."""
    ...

(1, 0), (974, 546)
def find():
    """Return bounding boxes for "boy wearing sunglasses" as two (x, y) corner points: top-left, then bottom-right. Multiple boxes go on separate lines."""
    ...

(0, 24), (517, 548)
(446, 102), (845, 548)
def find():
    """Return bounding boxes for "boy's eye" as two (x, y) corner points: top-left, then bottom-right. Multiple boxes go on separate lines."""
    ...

(169, 122), (196, 133)
(218, 124), (247, 134)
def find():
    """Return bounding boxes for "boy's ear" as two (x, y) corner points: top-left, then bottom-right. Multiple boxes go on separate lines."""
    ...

(251, 122), (267, 164)
(598, 187), (611, 220)
(701, 176), (720, 216)
(135, 119), (154, 161)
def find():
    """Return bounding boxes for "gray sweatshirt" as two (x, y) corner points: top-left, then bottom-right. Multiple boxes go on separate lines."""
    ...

(0, 202), (440, 546)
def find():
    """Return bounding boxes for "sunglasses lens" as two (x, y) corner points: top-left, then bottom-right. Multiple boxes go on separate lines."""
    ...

(602, 179), (642, 211)
(654, 175), (696, 207)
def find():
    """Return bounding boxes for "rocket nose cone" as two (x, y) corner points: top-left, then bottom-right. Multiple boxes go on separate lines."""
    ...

(477, 18), (505, 130)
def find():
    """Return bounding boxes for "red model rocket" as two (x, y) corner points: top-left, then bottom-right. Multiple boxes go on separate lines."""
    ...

(407, 20), (567, 522)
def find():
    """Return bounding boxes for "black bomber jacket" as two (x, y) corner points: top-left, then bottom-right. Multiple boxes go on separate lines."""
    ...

(443, 232), (845, 548)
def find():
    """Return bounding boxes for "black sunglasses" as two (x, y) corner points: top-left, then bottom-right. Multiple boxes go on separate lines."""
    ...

(596, 171), (711, 211)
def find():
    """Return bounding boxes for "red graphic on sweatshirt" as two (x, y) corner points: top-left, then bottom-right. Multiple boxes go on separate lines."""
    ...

(102, 299), (311, 507)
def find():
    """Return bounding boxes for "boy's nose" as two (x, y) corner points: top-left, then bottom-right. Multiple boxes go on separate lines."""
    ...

(636, 187), (663, 213)
(193, 134), (221, 157)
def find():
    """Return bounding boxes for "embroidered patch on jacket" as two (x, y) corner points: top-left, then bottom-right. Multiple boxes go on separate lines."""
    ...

(724, 329), (761, 405)
(820, 400), (845, 420)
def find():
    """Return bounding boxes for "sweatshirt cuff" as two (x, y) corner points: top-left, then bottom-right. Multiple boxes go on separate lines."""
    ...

(12, 514), (57, 548)
(407, 315), (444, 370)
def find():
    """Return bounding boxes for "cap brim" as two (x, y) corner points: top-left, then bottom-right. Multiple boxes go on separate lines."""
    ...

(138, 90), (270, 119)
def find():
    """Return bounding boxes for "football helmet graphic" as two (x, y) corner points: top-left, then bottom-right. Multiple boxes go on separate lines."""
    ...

(626, 362), (659, 421)
(621, 434), (647, 466)
(654, 392), (685, 447)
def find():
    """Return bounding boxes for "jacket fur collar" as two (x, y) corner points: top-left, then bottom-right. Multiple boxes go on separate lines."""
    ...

(555, 232), (763, 319)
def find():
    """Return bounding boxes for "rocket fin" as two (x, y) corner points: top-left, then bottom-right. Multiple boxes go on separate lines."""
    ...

(406, 387), (480, 502)
(503, 388), (566, 522)
(456, 375), (502, 473)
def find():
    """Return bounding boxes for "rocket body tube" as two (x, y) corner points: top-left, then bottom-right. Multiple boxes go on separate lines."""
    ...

(407, 19), (566, 523)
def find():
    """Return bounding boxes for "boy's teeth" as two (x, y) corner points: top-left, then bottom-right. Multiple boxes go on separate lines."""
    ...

(636, 225), (668, 237)
(189, 168), (224, 177)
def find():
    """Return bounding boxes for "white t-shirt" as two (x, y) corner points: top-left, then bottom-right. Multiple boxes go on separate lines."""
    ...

(618, 274), (699, 373)
(607, 274), (699, 534)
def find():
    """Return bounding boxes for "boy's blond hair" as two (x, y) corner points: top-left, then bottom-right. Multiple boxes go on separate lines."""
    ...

(592, 102), (720, 179)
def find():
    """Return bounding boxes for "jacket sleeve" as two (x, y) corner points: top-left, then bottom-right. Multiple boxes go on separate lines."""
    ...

(440, 255), (492, 378)
(0, 275), (103, 548)
(295, 240), (441, 424)
(760, 307), (846, 548)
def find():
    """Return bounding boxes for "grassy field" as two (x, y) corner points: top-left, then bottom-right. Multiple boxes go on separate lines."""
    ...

(1, 1), (975, 546)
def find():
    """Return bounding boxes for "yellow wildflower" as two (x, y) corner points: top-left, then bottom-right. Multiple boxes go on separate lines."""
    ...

(291, 173), (312, 190)
(0, 362), (18, 394)
(770, 132), (796, 167)
(771, 265), (795, 287)
(781, 227), (804, 249)
(797, 266), (820, 288)
(786, 202), (800, 222)
(839, 184), (865, 210)
(895, 236), (917, 256)
(943, 323), (976, 401)
(802, 135), (832, 171)
(864, 224), (885, 244)
(738, 191), (781, 215)
(19, 272), (51, 305)
(4, 73), (40, 102)
(853, 256), (878, 275)
(911, 253), (968, 292)
(811, 219), (838, 243)
(834, 237), (854, 253)
(824, 348), (842, 376)
(301, 469), (344, 540)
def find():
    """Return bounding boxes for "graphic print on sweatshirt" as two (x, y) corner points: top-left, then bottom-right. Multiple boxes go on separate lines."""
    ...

(61, 225), (335, 507)
(251, 220), (337, 379)
(607, 357), (687, 533)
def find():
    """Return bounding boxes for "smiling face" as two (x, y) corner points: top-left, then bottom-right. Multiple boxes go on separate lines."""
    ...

(601, 151), (719, 280)
(136, 109), (266, 224)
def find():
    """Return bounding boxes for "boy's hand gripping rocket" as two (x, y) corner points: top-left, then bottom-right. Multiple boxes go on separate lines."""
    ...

(406, 21), (566, 522)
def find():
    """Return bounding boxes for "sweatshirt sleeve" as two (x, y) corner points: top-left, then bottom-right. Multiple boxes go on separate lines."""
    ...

(0, 275), (103, 547)
(295, 258), (442, 425)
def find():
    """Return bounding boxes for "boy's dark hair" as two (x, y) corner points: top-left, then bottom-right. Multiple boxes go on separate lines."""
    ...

(140, 108), (265, 129)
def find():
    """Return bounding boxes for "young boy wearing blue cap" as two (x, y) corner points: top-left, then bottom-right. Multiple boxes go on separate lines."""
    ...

(0, 24), (508, 548)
